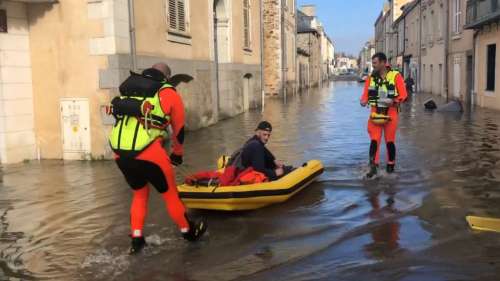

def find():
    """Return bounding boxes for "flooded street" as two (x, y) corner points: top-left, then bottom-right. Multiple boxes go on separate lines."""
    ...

(3, 81), (500, 281)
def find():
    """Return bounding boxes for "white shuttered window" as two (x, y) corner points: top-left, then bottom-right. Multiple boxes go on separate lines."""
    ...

(453, 0), (462, 34)
(243, 0), (251, 49)
(168, 0), (189, 34)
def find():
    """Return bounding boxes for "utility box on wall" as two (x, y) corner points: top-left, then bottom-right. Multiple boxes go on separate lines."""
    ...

(60, 98), (91, 160)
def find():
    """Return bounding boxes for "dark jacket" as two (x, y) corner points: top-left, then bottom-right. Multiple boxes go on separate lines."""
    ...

(241, 136), (277, 180)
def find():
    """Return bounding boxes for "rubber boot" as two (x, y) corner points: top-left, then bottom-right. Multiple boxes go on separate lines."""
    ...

(182, 218), (208, 242)
(386, 164), (395, 174)
(366, 162), (378, 179)
(129, 236), (147, 255)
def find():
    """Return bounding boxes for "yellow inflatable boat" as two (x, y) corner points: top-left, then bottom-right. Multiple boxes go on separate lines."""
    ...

(178, 160), (324, 211)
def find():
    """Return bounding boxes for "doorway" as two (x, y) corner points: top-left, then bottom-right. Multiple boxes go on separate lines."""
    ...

(243, 73), (252, 111)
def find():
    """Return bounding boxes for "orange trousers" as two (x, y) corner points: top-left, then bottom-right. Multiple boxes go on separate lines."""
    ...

(116, 139), (189, 238)
(367, 109), (399, 165)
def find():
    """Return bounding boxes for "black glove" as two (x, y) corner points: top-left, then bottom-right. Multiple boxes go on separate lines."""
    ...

(170, 153), (183, 166)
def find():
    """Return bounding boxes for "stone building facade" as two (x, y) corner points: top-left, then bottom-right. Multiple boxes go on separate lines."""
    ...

(297, 8), (321, 88)
(263, 0), (296, 97)
(0, 0), (264, 163)
(447, 0), (473, 103)
(401, 1), (421, 83)
(420, 0), (446, 96)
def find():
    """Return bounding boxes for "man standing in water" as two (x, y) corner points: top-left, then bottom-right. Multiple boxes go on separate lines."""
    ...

(360, 53), (408, 178)
(109, 63), (207, 254)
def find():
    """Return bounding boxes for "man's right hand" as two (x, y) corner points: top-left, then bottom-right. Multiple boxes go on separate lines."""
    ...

(275, 167), (285, 177)
(170, 153), (183, 166)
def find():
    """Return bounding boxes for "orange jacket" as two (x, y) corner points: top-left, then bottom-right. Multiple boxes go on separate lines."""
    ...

(159, 88), (185, 156)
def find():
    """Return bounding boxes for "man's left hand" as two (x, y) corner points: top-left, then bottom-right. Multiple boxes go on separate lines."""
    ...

(275, 160), (284, 168)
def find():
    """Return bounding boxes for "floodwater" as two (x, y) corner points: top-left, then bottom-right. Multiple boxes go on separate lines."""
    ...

(2, 82), (500, 281)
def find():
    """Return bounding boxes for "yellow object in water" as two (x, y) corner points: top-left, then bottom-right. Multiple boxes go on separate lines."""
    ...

(370, 112), (391, 125)
(466, 216), (500, 233)
(178, 160), (324, 211)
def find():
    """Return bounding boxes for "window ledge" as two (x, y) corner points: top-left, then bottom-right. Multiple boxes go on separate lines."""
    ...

(451, 34), (462, 40)
(484, 90), (496, 97)
(167, 31), (192, 45)
(243, 47), (253, 54)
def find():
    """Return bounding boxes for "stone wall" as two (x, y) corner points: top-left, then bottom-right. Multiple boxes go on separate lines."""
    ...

(263, 0), (297, 97)
(263, 0), (282, 96)
(0, 1), (36, 163)
(297, 32), (321, 87)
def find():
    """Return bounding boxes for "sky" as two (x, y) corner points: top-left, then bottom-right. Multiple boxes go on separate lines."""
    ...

(297, 0), (386, 56)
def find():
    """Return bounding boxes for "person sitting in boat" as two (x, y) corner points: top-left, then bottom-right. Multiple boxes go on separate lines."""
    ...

(239, 121), (293, 181)
(184, 121), (292, 187)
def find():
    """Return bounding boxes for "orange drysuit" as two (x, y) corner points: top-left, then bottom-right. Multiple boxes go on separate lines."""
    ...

(361, 71), (408, 166)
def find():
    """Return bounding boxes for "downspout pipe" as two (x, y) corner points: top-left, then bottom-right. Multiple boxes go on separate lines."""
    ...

(418, 0), (422, 93)
(444, 0), (450, 102)
(127, 0), (137, 71)
(471, 29), (479, 109)
(214, 1), (221, 115)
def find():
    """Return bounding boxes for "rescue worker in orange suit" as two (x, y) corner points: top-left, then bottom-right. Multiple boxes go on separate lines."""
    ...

(109, 63), (207, 254)
(360, 53), (408, 178)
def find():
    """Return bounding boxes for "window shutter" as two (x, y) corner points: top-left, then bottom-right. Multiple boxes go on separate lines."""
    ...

(243, 0), (250, 48)
(169, 0), (178, 30)
(0, 10), (6, 33)
(177, 0), (186, 32)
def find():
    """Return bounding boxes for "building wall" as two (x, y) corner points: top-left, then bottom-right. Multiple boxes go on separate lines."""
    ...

(0, 1), (37, 163)
(405, 2), (420, 84)
(375, 12), (386, 53)
(421, 0), (445, 96)
(447, 0), (473, 102)
(134, 0), (262, 120)
(474, 24), (500, 110)
(263, 0), (296, 97)
(405, 3), (420, 57)
(297, 51), (310, 89)
(297, 32), (320, 87)
(28, 1), (109, 160)
(263, 0), (282, 96)
(24, 0), (263, 162)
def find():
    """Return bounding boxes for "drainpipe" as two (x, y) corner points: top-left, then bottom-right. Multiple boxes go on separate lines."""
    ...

(418, 0), (422, 93)
(444, 0), (450, 102)
(127, 0), (137, 71)
(260, 0), (265, 112)
(214, 2), (221, 115)
(471, 29), (479, 109)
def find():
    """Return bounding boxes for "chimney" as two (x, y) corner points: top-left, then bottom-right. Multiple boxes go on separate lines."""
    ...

(300, 5), (316, 17)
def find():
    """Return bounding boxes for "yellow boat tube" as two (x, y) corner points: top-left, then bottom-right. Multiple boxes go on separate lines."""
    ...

(178, 160), (324, 211)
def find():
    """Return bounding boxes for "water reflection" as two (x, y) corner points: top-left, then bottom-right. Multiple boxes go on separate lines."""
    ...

(364, 191), (401, 260)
